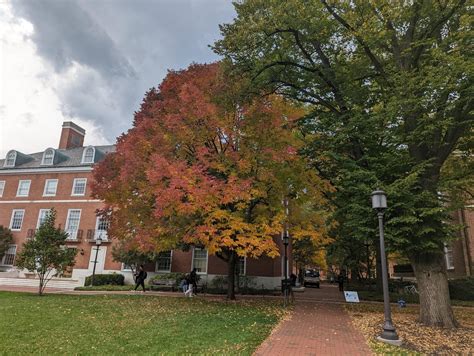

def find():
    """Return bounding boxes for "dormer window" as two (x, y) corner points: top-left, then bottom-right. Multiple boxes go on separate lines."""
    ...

(4, 150), (16, 167)
(41, 148), (55, 165)
(81, 146), (95, 164)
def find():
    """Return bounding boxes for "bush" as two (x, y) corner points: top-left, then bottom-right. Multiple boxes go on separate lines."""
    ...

(85, 273), (124, 286)
(449, 277), (474, 301)
(150, 273), (185, 286)
(209, 275), (257, 293)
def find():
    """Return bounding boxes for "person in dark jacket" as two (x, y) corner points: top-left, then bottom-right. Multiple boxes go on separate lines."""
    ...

(337, 272), (344, 292)
(134, 265), (147, 292)
(189, 268), (198, 295)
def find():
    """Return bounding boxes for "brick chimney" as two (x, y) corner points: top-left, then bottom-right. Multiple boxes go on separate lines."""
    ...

(58, 122), (85, 149)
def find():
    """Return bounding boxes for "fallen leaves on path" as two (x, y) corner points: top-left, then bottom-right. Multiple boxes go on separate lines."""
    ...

(346, 304), (474, 354)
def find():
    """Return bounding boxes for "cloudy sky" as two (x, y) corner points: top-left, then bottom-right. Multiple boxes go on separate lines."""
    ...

(0, 0), (235, 157)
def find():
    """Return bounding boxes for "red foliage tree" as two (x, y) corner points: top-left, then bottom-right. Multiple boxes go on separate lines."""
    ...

(93, 63), (331, 299)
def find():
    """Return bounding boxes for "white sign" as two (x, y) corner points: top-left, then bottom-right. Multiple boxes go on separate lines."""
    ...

(344, 291), (360, 303)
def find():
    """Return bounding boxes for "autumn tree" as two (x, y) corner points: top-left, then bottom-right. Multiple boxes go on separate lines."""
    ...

(93, 62), (331, 299)
(215, 0), (472, 326)
(15, 209), (77, 295)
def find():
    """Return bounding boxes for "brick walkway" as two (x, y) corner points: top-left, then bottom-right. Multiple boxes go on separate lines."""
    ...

(254, 284), (372, 356)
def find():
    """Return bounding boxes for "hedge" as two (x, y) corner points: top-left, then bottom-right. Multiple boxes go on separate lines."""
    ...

(150, 272), (185, 286)
(85, 273), (125, 286)
(449, 277), (474, 301)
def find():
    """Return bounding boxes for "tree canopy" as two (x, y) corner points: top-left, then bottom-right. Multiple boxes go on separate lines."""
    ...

(215, 0), (472, 326)
(93, 62), (332, 299)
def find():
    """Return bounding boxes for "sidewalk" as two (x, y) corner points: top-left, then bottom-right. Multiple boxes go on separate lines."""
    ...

(254, 284), (372, 356)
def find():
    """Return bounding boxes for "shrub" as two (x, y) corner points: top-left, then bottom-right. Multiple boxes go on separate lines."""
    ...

(449, 277), (474, 301)
(210, 275), (228, 291)
(209, 275), (257, 293)
(150, 273), (185, 286)
(85, 273), (124, 286)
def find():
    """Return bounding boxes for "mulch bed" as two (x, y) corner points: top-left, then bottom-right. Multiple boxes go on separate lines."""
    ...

(346, 303), (474, 354)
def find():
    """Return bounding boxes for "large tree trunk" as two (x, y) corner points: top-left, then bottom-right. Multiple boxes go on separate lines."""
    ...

(227, 251), (237, 300)
(410, 252), (458, 328)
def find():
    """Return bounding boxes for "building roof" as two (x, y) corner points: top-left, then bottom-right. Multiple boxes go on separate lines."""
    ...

(0, 145), (116, 171)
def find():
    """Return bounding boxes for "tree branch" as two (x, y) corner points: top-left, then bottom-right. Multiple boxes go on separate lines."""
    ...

(321, 0), (389, 83)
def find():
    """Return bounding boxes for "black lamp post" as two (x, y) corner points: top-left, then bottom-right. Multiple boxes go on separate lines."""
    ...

(371, 190), (401, 345)
(283, 197), (290, 306)
(91, 236), (102, 286)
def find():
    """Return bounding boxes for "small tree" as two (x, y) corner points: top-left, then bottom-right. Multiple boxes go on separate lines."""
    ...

(16, 209), (77, 295)
(111, 240), (155, 278)
(0, 226), (13, 262)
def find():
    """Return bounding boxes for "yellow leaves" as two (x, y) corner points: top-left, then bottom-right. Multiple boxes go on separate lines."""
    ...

(189, 209), (280, 258)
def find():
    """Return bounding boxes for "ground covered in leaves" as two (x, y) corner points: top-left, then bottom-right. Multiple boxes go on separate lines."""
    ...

(346, 303), (474, 354)
(0, 291), (285, 355)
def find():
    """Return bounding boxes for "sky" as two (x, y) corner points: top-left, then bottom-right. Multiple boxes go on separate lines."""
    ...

(0, 0), (236, 157)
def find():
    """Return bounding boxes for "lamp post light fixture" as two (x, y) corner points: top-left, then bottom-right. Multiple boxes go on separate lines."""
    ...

(371, 190), (401, 345)
(91, 235), (102, 286)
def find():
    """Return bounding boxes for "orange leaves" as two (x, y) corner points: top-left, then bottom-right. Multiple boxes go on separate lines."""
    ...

(92, 61), (332, 262)
(185, 209), (281, 258)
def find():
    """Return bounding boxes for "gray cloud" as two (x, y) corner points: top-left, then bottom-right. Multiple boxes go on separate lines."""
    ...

(10, 0), (235, 141)
(12, 0), (136, 78)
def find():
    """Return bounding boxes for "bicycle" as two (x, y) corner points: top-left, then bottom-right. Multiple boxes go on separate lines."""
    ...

(403, 284), (418, 295)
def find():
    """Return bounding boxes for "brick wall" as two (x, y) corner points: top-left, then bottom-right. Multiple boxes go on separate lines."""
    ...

(1, 171), (290, 280)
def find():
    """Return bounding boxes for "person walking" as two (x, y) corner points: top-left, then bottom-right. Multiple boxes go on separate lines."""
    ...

(337, 272), (344, 292)
(179, 275), (189, 294)
(184, 274), (194, 297)
(189, 268), (198, 295)
(134, 265), (147, 292)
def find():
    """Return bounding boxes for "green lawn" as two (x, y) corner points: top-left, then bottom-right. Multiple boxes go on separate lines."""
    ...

(0, 292), (284, 355)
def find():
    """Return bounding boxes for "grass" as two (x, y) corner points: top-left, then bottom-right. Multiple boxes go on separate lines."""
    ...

(0, 291), (285, 355)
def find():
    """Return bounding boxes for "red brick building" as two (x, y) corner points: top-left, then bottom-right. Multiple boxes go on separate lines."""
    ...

(447, 207), (473, 277)
(0, 122), (289, 288)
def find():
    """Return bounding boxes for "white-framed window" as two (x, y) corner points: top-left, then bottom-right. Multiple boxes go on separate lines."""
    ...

(0, 245), (17, 266)
(43, 179), (58, 196)
(4, 150), (16, 167)
(65, 209), (81, 240)
(238, 257), (246, 275)
(0, 181), (5, 197)
(37, 209), (52, 228)
(81, 146), (95, 164)
(444, 243), (454, 270)
(41, 148), (55, 165)
(9, 210), (25, 231)
(156, 251), (172, 272)
(95, 216), (109, 240)
(121, 263), (133, 272)
(16, 180), (31, 197)
(192, 248), (208, 274)
(71, 178), (87, 196)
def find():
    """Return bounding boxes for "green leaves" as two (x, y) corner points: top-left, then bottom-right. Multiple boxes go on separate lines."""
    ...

(15, 209), (77, 295)
(216, 0), (473, 258)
